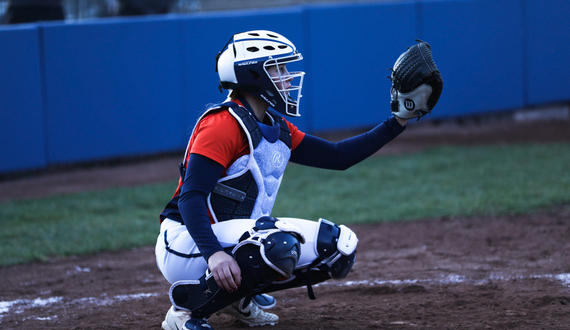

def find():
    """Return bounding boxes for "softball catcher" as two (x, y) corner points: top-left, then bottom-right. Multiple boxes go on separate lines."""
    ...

(155, 31), (443, 330)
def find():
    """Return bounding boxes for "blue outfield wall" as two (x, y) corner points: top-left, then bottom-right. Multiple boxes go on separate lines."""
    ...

(421, 0), (525, 117)
(41, 16), (184, 164)
(525, 0), (570, 105)
(0, 25), (46, 173)
(0, 0), (569, 174)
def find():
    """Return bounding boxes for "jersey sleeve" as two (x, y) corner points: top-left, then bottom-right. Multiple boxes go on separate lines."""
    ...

(285, 119), (306, 151)
(189, 111), (247, 168)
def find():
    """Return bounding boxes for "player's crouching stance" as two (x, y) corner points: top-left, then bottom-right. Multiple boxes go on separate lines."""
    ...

(155, 30), (442, 329)
(162, 216), (357, 329)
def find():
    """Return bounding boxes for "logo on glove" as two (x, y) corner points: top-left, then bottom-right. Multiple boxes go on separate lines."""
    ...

(404, 99), (415, 110)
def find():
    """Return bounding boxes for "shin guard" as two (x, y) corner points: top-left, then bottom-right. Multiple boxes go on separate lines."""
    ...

(169, 217), (303, 318)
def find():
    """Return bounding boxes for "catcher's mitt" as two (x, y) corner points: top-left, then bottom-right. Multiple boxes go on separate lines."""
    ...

(388, 39), (443, 120)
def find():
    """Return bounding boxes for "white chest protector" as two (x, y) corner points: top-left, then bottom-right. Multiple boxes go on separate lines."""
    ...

(192, 102), (292, 223)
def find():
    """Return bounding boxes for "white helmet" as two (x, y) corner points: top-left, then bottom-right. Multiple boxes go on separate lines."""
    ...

(216, 30), (305, 117)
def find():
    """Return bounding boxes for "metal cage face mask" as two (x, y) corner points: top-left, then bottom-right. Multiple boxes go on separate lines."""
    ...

(264, 54), (304, 117)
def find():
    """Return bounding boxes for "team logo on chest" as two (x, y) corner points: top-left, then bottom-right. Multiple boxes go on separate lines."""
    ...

(272, 152), (284, 168)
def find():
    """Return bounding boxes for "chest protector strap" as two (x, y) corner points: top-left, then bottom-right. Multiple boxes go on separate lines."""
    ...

(209, 103), (291, 222)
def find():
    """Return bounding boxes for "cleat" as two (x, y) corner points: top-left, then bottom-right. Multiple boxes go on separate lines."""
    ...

(218, 299), (278, 327)
(162, 305), (191, 330)
(183, 317), (213, 330)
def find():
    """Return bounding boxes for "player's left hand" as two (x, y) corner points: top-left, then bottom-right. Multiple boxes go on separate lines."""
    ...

(388, 40), (443, 120)
(208, 251), (241, 292)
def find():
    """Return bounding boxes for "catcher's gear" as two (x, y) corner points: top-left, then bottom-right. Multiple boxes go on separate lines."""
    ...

(169, 217), (303, 318)
(215, 30), (305, 117)
(388, 39), (443, 120)
(263, 218), (357, 299)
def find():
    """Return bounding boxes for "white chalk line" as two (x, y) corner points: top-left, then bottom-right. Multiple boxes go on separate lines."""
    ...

(0, 293), (159, 322)
(312, 273), (570, 289)
(1, 273), (569, 323)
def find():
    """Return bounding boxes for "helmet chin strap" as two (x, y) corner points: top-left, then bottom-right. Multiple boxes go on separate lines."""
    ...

(219, 81), (260, 94)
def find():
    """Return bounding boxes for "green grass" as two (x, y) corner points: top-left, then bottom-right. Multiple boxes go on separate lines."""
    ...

(0, 183), (174, 267)
(1, 142), (569, 267)
(272, 143), (570, 223)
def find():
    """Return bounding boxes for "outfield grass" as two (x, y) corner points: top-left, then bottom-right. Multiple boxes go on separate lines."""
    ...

(1, 142), (569, 267)
(273, 143), (570, 223)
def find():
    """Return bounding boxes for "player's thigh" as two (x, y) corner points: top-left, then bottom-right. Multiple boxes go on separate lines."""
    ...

(156, 219), (257, 283)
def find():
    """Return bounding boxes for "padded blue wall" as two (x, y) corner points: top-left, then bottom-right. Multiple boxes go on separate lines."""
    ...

(305, 1), (417, 131)
(41, 17), (184, 164)
(421, 0), (525, 117)
(0, 0), (569, 174)
(0, 26), (46, 173)
(525, 0), (570, 105)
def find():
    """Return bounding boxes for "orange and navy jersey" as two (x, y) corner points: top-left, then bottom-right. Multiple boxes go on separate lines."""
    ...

(160, 101), (305, 223)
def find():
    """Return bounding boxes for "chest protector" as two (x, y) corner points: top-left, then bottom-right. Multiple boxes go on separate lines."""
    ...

(187, 102), (292, 223)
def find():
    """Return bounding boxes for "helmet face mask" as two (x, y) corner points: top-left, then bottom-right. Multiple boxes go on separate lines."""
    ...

(216, 30), (305, 117)
(264, 55), (304, 117)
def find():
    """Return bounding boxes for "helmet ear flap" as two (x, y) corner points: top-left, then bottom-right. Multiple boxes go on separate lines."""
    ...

(249, 70), (261, 80)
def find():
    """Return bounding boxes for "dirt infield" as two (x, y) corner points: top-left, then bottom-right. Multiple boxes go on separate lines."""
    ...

(1, 115), (570, 329)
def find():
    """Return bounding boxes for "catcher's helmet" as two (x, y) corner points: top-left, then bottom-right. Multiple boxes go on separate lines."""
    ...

(216, 30), (304, 117)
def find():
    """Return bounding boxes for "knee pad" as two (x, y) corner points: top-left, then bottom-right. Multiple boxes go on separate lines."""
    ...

(313, 218), (358, 279)
(253, 218), (358, 301)
(235, 216), (305, 278)
(169, 216), (303, 318)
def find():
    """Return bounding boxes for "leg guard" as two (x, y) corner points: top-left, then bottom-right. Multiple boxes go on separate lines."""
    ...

(263, 218), (358, 299)
(313, 218), (358, 279)
(262, 267), (332, 295)
(169, 217), (303, 318)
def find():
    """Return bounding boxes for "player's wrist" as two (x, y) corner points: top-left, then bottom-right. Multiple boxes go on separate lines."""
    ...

(394, 116), (409, 127)
(205, 248), (227, 264)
